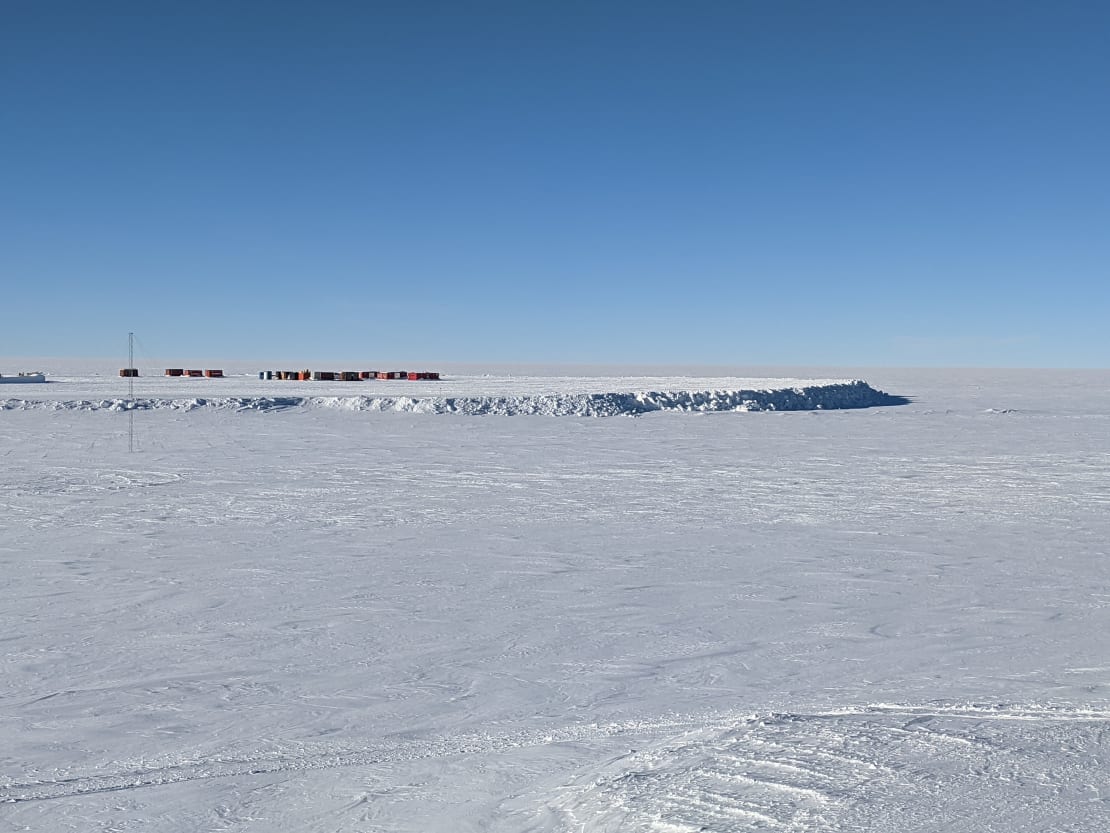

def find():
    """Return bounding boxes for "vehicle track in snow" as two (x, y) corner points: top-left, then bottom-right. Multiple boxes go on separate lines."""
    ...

(0, 715), (705, 804)
(6, 702), (1109, 824)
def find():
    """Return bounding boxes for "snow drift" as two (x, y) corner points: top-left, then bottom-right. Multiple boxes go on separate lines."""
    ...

(0, 380), (906, 415)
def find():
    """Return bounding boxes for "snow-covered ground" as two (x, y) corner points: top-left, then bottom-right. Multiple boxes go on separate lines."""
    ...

(2, 365), (1109, 831)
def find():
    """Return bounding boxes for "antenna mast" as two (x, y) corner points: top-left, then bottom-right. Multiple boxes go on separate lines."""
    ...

(128, 331), (134, 452)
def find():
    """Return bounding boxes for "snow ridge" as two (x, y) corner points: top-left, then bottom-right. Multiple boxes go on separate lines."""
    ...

(0, 381), (905, 415)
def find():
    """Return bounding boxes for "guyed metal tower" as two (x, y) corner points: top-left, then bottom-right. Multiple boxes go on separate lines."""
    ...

(128, 331), (134, 452)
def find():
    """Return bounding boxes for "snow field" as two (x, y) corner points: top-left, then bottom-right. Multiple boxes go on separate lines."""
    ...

(2, 368), (1109, 831)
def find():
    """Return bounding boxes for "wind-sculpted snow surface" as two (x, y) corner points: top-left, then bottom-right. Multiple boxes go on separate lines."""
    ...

(528, 704), (1110, 832)
(0, 380), (905, 414)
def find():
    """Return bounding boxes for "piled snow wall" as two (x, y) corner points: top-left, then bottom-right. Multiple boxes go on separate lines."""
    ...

(1, 381), (907, 415)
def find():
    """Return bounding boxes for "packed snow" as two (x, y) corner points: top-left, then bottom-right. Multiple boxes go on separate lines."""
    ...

(2, 364), (1109, 832)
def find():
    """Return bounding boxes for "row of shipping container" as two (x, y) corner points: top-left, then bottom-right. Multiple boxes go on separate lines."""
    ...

(165, 369), (223, 377)
(260, 370), (440, 381)
(120, 368), (224, 377)
(118, 369), (440, 380)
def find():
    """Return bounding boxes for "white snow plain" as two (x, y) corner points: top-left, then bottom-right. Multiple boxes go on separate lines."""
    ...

(2, 364), (1109, 832)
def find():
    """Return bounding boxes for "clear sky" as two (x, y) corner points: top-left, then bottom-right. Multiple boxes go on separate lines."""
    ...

(3, 1), (1107, 367)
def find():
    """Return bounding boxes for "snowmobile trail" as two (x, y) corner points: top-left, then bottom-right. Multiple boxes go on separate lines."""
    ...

(0, 714), (706, 804)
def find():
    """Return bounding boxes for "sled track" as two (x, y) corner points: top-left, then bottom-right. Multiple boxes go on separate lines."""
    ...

(0, 715), (707, 804)
(5, 703), (1110, 813)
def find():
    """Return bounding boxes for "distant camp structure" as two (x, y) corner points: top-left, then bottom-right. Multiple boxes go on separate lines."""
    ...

(120, 368), (224, 377)
(120, 367), (442, 381)
(0, 371), (46, 384)
(259, 369), (441, 381)
(163, 369), (223, 377)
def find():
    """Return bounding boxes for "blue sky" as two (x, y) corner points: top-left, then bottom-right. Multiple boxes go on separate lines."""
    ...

(3, 1), (1107, 366)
